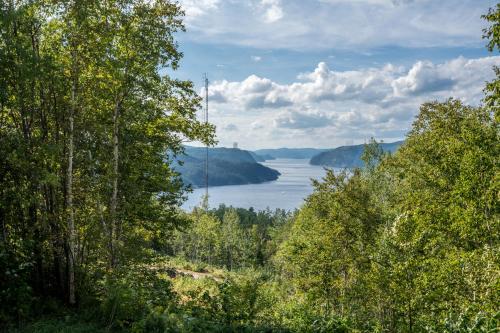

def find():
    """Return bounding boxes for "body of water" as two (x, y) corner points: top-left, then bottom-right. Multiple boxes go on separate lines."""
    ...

(182, 159), (330, 211)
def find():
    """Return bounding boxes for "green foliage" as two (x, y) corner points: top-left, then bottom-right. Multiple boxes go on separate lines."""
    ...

(169, 206), (293, 270)
(482, 3), (500, 119)
(277, 168), (383, 324)
(99, 266), (177, 330)
(2, 2), (500, 333)
(387, 100), (498, 330)
(426, 311), (500, 333)
(360, 137), (385, 171)
(0, 0), (213, 326)
(483, 4), (500, 52)
(278, 99), (499, 332)
(0, 244), (33, 324)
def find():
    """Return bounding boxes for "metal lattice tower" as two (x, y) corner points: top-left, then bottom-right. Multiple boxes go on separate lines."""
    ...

(203, 74), (209, 201)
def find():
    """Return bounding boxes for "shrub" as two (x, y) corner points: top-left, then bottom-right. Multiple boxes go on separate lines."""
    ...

(0, 245), (33, 327)
(426, 311), (500, 333)
(99, 265), (177, 330)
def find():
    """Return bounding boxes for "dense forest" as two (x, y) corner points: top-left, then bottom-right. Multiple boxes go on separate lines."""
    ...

(309, 141), (403, 168)
(175, 146), (280, 187)
(1, 1), (499, 333)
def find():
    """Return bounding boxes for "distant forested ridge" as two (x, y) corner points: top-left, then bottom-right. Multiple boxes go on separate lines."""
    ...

(249, 151), (275, 162)
(310, 141), (403, 167)
(254, 147), (327, 159)
(175, 146), (280, 187)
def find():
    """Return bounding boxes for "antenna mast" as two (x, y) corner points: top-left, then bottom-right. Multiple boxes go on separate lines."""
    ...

(203, 74), (209, 201)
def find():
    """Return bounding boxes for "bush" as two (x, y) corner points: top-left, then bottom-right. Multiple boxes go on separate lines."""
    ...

(100, 265), (177, 330)
(0, 245), (34, 327)
(426, 311), (500, 333)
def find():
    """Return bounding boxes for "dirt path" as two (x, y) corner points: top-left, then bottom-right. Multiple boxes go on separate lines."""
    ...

(175, 269), (223, 282)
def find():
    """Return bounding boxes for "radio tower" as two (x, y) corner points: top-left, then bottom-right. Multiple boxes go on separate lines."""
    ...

(203, 74), (209, 202)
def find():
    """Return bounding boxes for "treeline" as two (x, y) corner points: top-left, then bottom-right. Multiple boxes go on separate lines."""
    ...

(168, 206), (292, 269)
(0, 0), (213, 323)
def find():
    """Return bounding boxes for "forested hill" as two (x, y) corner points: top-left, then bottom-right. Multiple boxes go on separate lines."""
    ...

(310, 141), (403, 167)
(175, 146), (280, 187)
(249, 151), (275, 162)
(253, 148), (327, 159)
(184, 146), (256, 163)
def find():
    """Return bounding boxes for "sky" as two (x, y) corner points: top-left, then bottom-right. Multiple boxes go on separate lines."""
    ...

(171, 0), (500, 149)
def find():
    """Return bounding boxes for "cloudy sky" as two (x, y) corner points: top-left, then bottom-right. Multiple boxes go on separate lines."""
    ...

(172, 0), (499, 149)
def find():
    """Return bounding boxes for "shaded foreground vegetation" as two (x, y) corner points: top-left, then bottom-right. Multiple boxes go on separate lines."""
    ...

(1, 1), (499, 332)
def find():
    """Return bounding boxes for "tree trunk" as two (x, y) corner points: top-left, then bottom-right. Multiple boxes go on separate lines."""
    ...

(109, 96), (121, 268)
(66, 56), (77, 305)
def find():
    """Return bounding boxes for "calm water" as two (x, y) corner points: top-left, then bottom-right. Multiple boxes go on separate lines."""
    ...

(182, 159), (330, 211)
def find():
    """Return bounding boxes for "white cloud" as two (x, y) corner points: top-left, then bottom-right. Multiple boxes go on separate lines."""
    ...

(205, 56), (500, 148)
(181, 0), (496, 50)
(251, 121), (265, 130)
(209, 75), (291, 109)
(260, 0), (284, 23)
(180, 0), (494, 50)
(210, 56), (499, 108)
(179, 0), (219, 21)
(273, 109), (332, 129)
(263, 2), (283, 23)
(223, 123), (238, 131)
(251, 55), (262, 62)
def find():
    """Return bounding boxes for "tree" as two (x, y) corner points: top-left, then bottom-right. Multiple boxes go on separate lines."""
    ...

(221, 209), (248, 270)
(278, 169), (383, 323)
(482, 3), (500, 120)
(0, 0), (214, 320)
(378, 99), (499, 331)
(276, 99), (498, 331)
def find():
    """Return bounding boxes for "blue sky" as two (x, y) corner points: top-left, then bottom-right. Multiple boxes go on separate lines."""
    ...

(173, 0), (500, 149)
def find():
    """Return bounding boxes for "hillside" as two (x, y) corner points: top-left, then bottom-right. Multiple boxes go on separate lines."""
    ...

(175, 147), (281, 187)
(310, 141), (403, 167)
(184, 146), (256, 163)
(253, 148), (327, 159)
(249, 151), (275, 162)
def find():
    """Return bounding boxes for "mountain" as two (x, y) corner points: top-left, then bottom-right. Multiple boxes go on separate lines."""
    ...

(175, 147), (280, 187)
(309, 141), (404, 168)
(184, 146), (256, 163)
(253, 148), (327, 159)
(249, 151), (275, 162)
